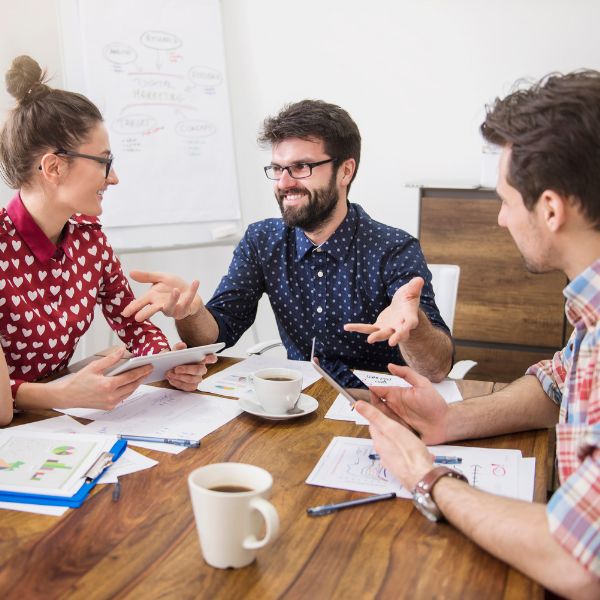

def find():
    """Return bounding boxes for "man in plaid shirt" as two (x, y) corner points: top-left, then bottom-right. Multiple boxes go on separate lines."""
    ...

(355, 71), (600, 598)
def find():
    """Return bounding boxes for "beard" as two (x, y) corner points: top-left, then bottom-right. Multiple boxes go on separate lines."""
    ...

(276, 173), (339, 232)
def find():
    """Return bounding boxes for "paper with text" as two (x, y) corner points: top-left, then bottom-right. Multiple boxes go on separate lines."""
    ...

(73, 385), (241, 442)
(306, 437), (533, 501)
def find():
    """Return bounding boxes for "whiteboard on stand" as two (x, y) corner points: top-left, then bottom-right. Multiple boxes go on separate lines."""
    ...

(58, 0), (242, 251)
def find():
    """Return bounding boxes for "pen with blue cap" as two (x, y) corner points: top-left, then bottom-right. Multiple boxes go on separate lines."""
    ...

(117, 434), (200, 448)
(368, 453), (462, 465)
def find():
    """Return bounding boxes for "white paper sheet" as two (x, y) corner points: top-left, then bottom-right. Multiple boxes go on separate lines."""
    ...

(67, 386), (242, 444)
(8, 415), (87, 433)
(306, 437), (533, 501)
(517, 457), (536, 501)
(354, 370), (463, 403)
(198, 355), (322, 398)
(0, 500), (69, 516)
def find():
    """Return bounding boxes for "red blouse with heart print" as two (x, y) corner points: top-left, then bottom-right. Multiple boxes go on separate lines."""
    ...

(0, 194), (170, 398)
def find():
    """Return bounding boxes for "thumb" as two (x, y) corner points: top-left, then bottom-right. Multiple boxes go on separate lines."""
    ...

(129, 270), (164, 284)
(405, 276), (424, 298)
(355, 399), (387, 429)
(172, 341), (187, 351)
(86, 347), (126, 372)
(387, 363), (430, 387)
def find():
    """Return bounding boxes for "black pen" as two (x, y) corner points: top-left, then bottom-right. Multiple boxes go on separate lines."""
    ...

(307, 492), (396, 516)
(112, 480), (121, 502)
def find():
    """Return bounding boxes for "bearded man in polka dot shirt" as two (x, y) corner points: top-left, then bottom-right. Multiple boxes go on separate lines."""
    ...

(124, 100), (454, 382)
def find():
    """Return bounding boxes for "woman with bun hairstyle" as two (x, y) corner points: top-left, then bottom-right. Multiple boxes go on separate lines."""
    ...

(0, 56), (214, 413)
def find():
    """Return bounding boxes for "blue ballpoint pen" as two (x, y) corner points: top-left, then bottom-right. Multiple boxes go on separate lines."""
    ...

(368, 453), (462, 465)
(118, 434), (201, 448)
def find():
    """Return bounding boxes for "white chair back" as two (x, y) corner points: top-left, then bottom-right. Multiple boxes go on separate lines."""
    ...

(428, 264), (460, 333)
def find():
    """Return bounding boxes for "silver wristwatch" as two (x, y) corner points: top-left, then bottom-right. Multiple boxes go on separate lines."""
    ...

(412, 466), (468, 522)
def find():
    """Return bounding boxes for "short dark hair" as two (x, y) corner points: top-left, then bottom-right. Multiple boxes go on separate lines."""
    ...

(481, 70), (600, 229)
(258, 99), (361, 192)
(0, 55), (103, 188)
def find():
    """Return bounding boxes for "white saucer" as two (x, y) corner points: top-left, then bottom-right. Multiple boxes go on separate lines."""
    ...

(238, 392), (318, 421)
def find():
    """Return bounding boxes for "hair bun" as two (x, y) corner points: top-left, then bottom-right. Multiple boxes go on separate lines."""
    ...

(5, 55), (50, 104)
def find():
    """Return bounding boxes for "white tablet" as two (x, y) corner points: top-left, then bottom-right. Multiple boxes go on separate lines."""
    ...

(105, 342), (225, 384)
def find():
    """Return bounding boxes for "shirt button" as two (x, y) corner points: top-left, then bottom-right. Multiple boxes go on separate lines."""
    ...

(316, 306), (323, 313)
(317, 271), (324, 278)
(315, 248), (323, 253)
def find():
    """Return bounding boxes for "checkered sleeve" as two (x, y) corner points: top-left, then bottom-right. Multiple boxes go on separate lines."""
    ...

(526, 332), (574, 406)
(547, 428), (600, 578)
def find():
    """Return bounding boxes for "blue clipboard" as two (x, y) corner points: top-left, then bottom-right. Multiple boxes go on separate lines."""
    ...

(0, 439), (127, 508)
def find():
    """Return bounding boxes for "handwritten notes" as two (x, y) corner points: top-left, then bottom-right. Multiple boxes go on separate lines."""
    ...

(306, 437), (535, 501)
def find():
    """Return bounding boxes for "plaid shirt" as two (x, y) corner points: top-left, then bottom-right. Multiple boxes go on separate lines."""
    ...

(527, 258), (600, 578)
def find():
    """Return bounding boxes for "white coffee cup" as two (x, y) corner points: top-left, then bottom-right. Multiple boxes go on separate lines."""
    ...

(248, 368), (303, 414)
(188, 462), (280, 569)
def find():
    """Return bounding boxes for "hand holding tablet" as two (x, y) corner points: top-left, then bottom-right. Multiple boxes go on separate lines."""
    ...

(105, 342), (225, 385)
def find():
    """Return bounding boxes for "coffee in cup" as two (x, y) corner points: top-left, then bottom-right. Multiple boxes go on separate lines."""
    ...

(188, 462), (280, 569)
(248, 368), (302, 414)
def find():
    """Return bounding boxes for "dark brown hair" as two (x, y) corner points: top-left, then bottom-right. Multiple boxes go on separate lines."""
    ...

(258, 99), (361, 192)
(481, 70), (600, 229)
(0, 55), (103, 188)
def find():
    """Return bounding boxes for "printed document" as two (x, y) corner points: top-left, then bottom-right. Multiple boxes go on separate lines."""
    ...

(306, 437), (535, 501)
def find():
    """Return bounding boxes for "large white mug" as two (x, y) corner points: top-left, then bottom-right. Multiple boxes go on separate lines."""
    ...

(248, 368), (302, 414)
(188, 462), (280, 569)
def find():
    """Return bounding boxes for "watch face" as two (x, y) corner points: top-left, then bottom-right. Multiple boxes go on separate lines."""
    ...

(413, 493), (441, 522)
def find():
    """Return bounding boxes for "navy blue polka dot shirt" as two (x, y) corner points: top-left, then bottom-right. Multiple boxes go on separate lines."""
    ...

(206, 203), (449, 372)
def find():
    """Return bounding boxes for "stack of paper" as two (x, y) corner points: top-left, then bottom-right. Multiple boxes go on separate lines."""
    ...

(306, 437), (536, 502)
(326, 369), (463, 425)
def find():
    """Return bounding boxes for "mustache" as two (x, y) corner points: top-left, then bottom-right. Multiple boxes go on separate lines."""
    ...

(277, 187), (307, 197)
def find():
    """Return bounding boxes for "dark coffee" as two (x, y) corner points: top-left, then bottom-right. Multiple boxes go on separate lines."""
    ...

(209, 485), (253, 493)
(263, 376), (294, 382)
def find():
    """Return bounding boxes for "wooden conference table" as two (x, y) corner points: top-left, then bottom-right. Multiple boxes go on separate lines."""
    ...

(0, 356), (550, 600)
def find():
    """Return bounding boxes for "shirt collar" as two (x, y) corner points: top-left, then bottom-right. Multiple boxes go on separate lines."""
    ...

(294, 203), (359, 262)
(5, 192), (96, 264)
(564, 257), (600, 330)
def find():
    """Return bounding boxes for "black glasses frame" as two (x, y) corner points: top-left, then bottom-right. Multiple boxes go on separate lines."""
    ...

(54, 149), (114, 178)
(264, 157), (336, 180)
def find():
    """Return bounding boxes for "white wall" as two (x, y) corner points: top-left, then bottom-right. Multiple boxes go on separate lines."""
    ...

(1, 0), (599, 360)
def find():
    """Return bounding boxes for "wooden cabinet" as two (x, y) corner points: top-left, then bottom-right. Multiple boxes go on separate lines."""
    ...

(418, 187), (568, 382)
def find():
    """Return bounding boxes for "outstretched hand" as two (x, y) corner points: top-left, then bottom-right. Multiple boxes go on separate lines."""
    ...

(122, 270), (204, 322)
(344, 277), (423, 346)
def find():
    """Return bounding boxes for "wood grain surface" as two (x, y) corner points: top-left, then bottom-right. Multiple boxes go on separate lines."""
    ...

(0, 357), (549, 600)
(419, 193), (567, 383)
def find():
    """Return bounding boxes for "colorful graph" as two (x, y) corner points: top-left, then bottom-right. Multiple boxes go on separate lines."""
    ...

(53, 446), (75, 456)
(31, 458), (73, 481)
(0, 458), (24, 471)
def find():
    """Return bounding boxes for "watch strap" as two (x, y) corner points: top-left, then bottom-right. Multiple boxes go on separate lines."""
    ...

(415, 465), (468, 496)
